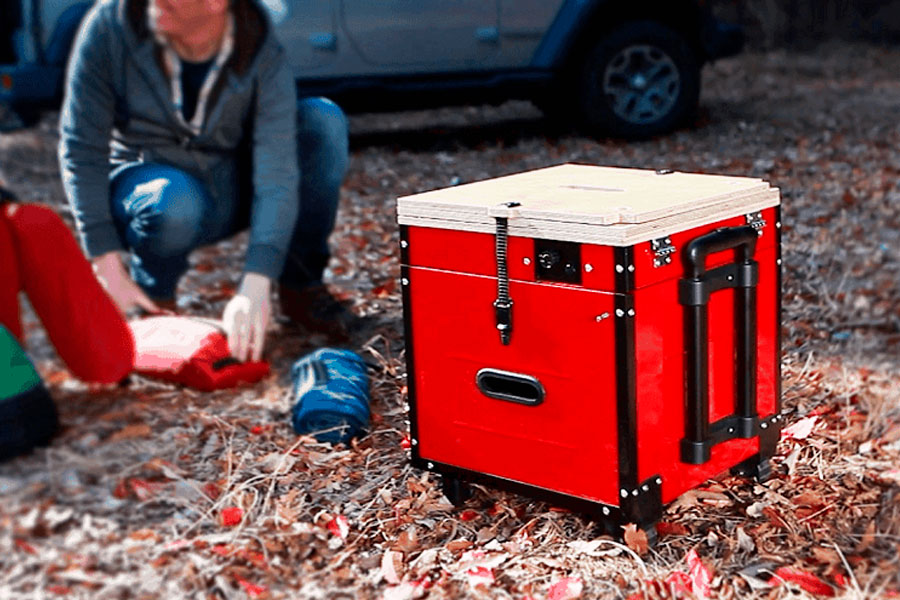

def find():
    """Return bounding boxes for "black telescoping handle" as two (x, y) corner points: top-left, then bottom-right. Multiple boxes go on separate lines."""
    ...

(679, 225), (760, 464)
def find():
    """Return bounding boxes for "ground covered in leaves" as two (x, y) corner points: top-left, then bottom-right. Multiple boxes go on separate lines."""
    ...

(1, 42), (899, 599)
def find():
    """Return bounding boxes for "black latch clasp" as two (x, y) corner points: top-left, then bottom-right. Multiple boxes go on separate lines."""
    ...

(493, 299), (513, 344)
(492, 201), (520, 346)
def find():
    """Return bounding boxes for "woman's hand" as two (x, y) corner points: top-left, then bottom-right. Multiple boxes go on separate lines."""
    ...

(222, 272), (271, 362)
(91, 251), (160, 316)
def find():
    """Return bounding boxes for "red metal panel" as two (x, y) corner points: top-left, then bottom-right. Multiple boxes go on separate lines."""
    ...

(633, 241), (779, 503)
(406, 226), (618, 291)
(755, 246), (779, 417)
(407, 265), (621, 505)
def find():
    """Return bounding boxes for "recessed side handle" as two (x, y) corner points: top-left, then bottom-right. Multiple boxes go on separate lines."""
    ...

(476, 368), (545, 406)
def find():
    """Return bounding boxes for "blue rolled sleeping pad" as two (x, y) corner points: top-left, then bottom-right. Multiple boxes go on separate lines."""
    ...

(290, 348), (370, 444)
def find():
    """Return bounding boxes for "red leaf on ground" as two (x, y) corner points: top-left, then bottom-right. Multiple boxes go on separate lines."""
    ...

(400, 435), (412, 449)
(203, 481), (222, 500)
(221, 506), (244, 527)
(548, 577), (583, 600)
(771, 567), (835, 597)
(657, 521), (690, 537)
(129, 478), (165, 501)
(113, 479), (129, 499)
(15, 538), (37, 555)
(210, 544), (232, 557)
(459, 510), (480, 522)
(236, 576), (268, 598)
(666, 571), (692, 595)
(687, 549), (713, 599)
(46, 585), (71, 595)
(327, 515), (349, 541)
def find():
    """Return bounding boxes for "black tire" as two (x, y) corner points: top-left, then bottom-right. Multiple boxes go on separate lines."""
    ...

(577, 21), (700, 139)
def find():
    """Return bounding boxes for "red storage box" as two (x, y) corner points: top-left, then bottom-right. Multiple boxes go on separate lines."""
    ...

(397, 164), (783, 535)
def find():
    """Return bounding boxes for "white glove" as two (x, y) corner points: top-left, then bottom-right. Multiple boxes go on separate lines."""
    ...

(223, 272), (271, 362)
(92, 251), (160, 316)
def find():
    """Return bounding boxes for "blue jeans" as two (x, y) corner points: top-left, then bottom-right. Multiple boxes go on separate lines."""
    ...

(109, 97), (349, 299)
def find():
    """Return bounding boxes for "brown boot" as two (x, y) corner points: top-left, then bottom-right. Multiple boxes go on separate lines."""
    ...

(278, 285), (360, 342)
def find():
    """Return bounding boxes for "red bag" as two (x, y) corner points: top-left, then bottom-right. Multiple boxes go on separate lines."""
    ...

(130, 316), (269, 391)
(1, 203), (133, 384)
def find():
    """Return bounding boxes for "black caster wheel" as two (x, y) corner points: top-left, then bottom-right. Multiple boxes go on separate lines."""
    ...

(441, 474), (472, 506)
(754, 458), (773, 483)
(731, 454), (773, 483)
(643, 524), (659, 548)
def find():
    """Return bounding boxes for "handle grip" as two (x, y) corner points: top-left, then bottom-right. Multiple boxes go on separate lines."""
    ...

(476, 368), (545, 406)
(679, 225), (760, 464)
(682, 225), (758, 279)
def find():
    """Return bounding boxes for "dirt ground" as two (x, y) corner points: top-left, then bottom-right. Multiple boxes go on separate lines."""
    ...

(1, 42), (899, 599)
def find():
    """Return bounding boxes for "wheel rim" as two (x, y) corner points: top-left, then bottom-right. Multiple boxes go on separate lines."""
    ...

(602, 44), (681, 125)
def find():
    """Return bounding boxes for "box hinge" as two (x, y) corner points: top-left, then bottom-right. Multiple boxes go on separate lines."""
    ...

(650, 236), (676, 268)
(745, 211), (766, 236)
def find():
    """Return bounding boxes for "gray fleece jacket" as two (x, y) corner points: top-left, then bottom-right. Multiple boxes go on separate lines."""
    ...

(58, 0), (299, 279)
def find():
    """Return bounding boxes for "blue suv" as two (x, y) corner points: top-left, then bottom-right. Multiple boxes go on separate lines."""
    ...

(1, 0), (742, 138)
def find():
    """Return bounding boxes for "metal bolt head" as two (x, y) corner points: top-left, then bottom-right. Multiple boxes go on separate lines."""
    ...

(616, 264), (624, 273)
(776, 221), (782, 229)
(427, 462), (434, 469)
(627, 264), (635, 272)
(411, 438), (418, 446)
(401, 278), (410, 285)
(523, 257), (531, 266)
(642, 484), (649, 492)
(761, 423), (768, 429)
(615, 309), (625, 317)
(627, 308), (635, 317)
(400, 240), (409, 248)
(632, 489), (639, 497)
(656, 477), (662, 485)
(620, 489), (628, 498)
(777, 258), (782, 266)
(602, 506), (610, 515)
(665, 256), (672, 264)
(584, 263), (593, 272)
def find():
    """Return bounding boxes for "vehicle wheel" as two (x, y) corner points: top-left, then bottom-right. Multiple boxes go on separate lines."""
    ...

(577, 21), (699, 139)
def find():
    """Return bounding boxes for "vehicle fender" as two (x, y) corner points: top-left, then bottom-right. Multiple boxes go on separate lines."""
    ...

(43, 2), (92, 66)
(530, 0), (704, 69)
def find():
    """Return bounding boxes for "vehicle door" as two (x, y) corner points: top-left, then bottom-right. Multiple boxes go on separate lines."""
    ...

(268, 0), (338, 74)
(339, 0), (500, 75)
(490, 0), (567, 68)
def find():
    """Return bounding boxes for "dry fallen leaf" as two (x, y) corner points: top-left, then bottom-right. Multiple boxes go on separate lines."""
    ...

(107, 424), (152, 443)
(622, 524), (649, 556)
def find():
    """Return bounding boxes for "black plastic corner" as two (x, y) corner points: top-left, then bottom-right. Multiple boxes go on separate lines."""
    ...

(613, 247), (639, 493)
(399, 226), (421, 464)
(620, 475), (664, 527)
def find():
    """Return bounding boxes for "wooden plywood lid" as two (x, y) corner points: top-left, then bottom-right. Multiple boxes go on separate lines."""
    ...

(397, 164), (781, 245)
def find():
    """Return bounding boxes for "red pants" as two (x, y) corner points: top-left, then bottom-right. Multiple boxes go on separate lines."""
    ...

(0, 203), (134, 383)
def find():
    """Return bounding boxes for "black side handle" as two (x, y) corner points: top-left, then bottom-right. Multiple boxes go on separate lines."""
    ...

(679, 225), (760, 464)
(476, 368), (545, 406)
